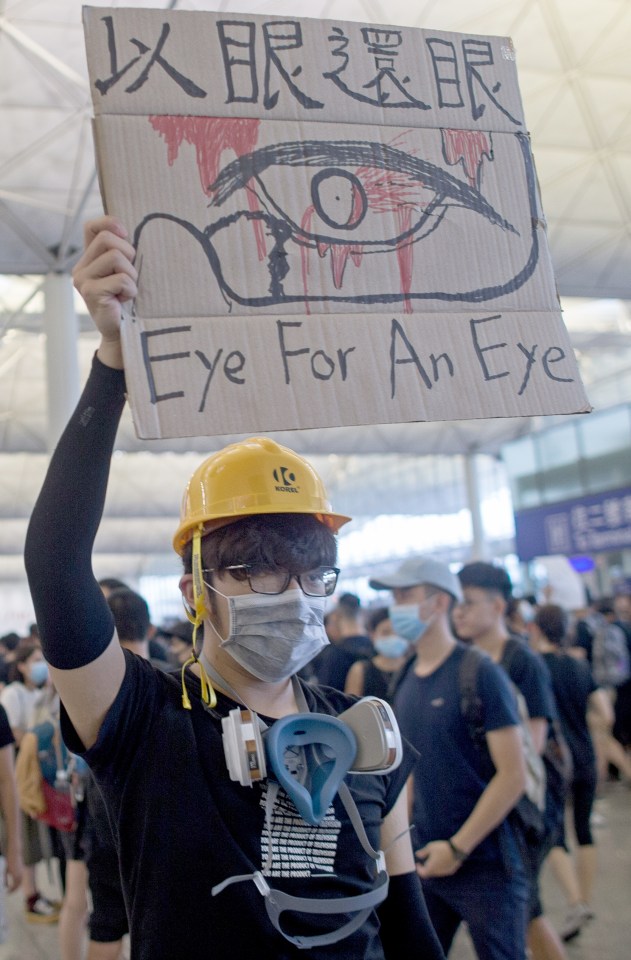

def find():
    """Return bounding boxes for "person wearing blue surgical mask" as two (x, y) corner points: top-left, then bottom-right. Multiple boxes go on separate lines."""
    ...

(0, 643), (60, 924)
(345, 607), (412, 704)
(370, 555), (530, 960)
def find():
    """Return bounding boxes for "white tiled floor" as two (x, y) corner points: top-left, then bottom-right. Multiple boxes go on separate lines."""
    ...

(0, 783), (628, 959)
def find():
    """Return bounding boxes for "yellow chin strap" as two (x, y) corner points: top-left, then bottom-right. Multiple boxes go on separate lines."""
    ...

(181, 527), (217, 711)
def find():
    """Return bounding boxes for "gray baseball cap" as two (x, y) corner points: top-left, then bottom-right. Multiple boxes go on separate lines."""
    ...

(369, 556), (462, 601)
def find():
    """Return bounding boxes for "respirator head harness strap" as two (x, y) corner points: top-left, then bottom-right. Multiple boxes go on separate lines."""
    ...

(208, 668), (400, 948)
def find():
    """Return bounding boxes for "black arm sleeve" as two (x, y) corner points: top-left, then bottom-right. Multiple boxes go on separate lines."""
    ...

(377, 872), (445, 960)
(24, 355), (126, 670)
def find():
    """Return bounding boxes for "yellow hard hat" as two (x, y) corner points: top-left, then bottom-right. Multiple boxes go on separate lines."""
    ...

(173, 437), (351, 555)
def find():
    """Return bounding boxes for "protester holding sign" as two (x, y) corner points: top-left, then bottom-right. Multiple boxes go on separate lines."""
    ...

(24, 215), (445, 960)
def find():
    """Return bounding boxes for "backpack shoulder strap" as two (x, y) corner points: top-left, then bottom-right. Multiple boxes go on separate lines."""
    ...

(387, 651), (416, 702)
(458, 646), (486, 750)
(500, 636), (526, 674)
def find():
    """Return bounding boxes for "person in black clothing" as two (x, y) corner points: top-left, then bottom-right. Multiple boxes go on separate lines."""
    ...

(612, 590), (631, 749)
(454, 562), (565, 960)
(344, 607), (412, 703)
(310, 593), (374, 690)
(23, 215), (445, 960)
(530, 604), (614, 942)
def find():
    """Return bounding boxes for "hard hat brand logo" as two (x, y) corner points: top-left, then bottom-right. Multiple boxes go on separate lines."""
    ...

(273, 466), (299, 493)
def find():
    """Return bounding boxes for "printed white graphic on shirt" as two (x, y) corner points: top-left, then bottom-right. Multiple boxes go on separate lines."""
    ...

(260, 782), (340, 877)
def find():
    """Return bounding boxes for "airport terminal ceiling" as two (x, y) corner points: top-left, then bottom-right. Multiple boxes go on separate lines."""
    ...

(1, 0), (631, 582)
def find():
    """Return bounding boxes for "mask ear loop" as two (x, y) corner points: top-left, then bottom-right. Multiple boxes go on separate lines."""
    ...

(181, 526), (217, 711)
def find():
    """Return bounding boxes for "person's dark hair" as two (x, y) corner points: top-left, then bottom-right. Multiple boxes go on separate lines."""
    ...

(107, 588), (151, 642)
(594, 596), (615, 617)
(99, 577), (131, 597)
(458, 561), (513, 601)
(183, 514), (337, 578)
(505, 597), (521, 620)
(337, 592), (361, 615)
(157, 620), (194, 646)
(0, 632), (21, 653)
(366, 606), (389, 634)
(534, 604), (568, 646)
(8, 642), (41, 684)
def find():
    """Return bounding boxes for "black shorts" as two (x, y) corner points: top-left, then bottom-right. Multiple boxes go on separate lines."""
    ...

(87, 844), (129, 942)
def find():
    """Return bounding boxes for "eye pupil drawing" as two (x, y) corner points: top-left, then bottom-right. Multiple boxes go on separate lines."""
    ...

(310, 169), (368, 231)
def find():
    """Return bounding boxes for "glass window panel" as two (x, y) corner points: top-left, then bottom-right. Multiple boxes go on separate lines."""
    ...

(578, 406), (631, 458)
(583, 450), (631, 494)
(503, 436), (538, 478)
(537, 423), (580, 469)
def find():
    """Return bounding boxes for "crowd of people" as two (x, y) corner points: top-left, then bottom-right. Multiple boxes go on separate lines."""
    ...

(0, 603), (194, 957)
(308, 569), (631, 956)
(0, 215), (628, 958)
(3, 559), (629, 959)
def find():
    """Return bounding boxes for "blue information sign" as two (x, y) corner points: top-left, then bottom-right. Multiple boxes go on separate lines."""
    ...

(514, 486), (631, 561)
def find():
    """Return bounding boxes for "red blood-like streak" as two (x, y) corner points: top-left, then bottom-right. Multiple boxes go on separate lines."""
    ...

(300, 206), (364, 309)
(149, 116), (266, 259)
(442, 129), (491, 187)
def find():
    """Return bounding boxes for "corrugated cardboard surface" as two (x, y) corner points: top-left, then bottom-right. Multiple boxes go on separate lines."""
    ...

(84, 7), (590, 439)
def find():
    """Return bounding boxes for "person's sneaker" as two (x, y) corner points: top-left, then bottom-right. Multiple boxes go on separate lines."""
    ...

(25, 893), (60, 924)
(560, 902), (593, 941)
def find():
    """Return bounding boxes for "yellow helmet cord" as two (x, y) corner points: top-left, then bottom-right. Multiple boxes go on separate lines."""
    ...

(181, 526), (217, 711)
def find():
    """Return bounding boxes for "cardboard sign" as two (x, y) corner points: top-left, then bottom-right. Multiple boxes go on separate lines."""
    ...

(83, 7), (590, 439)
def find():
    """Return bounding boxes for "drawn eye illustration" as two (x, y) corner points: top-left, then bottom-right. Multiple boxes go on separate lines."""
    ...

(209, 138), (515, 253)
(134, 118), (538, 313)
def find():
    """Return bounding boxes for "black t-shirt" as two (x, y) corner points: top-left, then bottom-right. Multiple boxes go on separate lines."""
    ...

(312, 635), (374, 691)
(0, 703), (14, 749)
(540, 652), (597, 778)
(62, 652), (415, 960)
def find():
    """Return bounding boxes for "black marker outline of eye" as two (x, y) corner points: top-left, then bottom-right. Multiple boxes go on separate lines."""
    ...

(309, 168), (369, 231)
(133, 132), (540, 307)
(208, 138), (517, 252)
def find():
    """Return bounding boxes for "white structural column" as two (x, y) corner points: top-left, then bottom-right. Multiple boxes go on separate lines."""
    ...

(44, 272), (81, 452)
(463, 452), (488, 560)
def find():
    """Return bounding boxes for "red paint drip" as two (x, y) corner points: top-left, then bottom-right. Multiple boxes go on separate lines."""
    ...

(442, 129), (491, 187)
(149, 116), (267, 259)
(314, 240), (364, 289)
(300, 205), (315, 313)
(395, 207), (414, 314)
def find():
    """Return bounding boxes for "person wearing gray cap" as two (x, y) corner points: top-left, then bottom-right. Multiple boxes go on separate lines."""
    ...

(370, 555), (530, 960)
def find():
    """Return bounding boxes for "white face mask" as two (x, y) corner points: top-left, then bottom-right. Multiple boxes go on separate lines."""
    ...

(206, 584), (329, 683)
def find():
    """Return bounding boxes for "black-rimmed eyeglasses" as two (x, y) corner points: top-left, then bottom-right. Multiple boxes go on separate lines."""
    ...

(204, 564), (339, 597)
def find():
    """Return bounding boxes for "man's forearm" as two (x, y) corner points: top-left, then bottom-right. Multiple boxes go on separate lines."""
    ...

(451, 768), (524, 855)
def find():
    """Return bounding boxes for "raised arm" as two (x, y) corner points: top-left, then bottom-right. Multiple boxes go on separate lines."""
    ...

(24, 217), (138, 750)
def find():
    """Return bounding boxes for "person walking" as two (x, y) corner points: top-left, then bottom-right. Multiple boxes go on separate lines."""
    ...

(530, 603), (614, 942)
(0, 645), (60, 923)
(371, 556), (528, 960)
(454, 562), (567, 960)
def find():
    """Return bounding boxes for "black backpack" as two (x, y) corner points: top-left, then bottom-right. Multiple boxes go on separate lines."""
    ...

(500, 637), (573, 840)
(459, 643), (546, 843)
